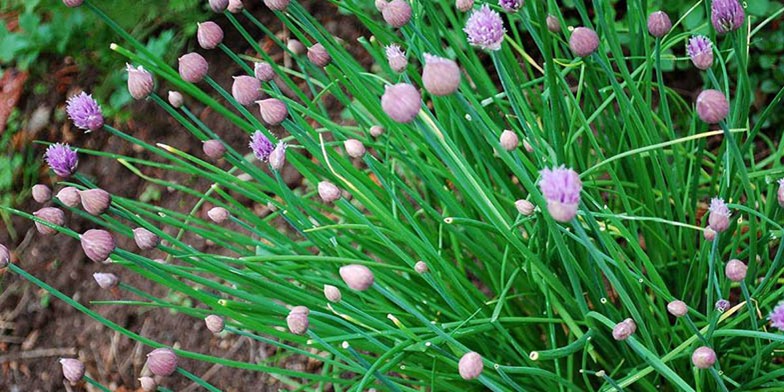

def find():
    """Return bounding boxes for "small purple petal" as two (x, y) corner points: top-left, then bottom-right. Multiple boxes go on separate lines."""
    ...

(249, 131), (274, 162)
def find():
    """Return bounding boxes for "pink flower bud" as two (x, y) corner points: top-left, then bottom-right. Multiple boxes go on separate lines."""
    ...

(264, 0), (290, 11)
(139, 377), (157, 392)
(203, 139), (226, 160)
(60, 358), (85, 384)
(79, 188), (111, 215)
(375, 0), (388, 11)
(499, 130), (519, 151)
(318, 181), (341, 203)
(667, 300), (688, 317)
(168, 91), (184, 108)
(208, 206), (230, 223)
(209, 0), (228, 12)
(228, 0), (243, 12)
(707, 197), (730, 233)
(33, 207), (65, 235)
(56, 186), (81, 207)
(287, 39), (306, 55)
(81, 229), (116, 262)
(456, 0), (473, 12)
(197, 21), (224, 49)
(232, 75), (261, 106)
(0, 244), (9, 268)
(569, 27), (599, 57)
(370, 125), (385, 137)
(126, 64), (154, 100)
(179, 53), (209, 83)
(254, 62), (275, 82)
(546, 15), (560, 32)
(385, 44), (408, 73)
(382, 0), (412, 28)
(286, 307), (310, 334)
(381, 83), (421, 123)
(93, 272), (119, 289)
(63, 0), (83, 7)
(725, 259), (747, 282)
(344, 139), (366, 158)
(32, 184), (52, 203)
(778, 178), (784, 207)
(422, 54), (460, 96)
(647, 11), (672, 37)
(414, 261), (428, 274)
(269, 142), (287, 171)
(515, 199), (534, 216)
(523, 139), (533, 152)
(612, 318), (636, 341)
(339, 264), (374, 291)
(133, 227), (160, 250)
(696, 89), (729, 124)
(324, 284), (342, 302)
(205, 314), (225, 333)
(704, 227), (716, 241)
(691, 346), (717, 369)
(458, 352), (483, 380)
(308, 43), (332, 67)
(146, 347), (178, 376)
(256, 98), (288, 125)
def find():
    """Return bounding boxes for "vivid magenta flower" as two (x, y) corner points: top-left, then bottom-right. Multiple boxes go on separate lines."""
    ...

(250, 131), (274, 161)
(686, 35), (713, 70)
(464, 5), (505, 51)
(712, 0), (744, 34)
(539, 166), (582, 222)
(66, 92), (104, 131)
(45, 143), (78, 177)
(499, 0), (523, 12)
(708, 197), (731, 232)
(770, 302), (784, 331)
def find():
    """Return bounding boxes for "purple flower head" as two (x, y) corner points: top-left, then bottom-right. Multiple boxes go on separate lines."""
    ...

(770, 302), (784, 331)
(715, 299), (730, 312)
(66, 92), (104, 132)
(708, 197), (731, 232)
(464, 5), (505, 51)
(686, 35), (714, 70)
(499, 0), (522, 12)
(539, 166), (582, 222)
(45, 143), (78, 177)
(712, 0), (744, 34)
(250, 131), (274, 161)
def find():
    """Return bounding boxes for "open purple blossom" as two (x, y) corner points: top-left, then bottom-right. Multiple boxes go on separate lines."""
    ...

(499, 0), (522, 12)
(539, 166), (582, 222)
(464, 5), (505, 51)
(711, 0), (744, 34)
(770, 302), (784, 331)
(250, 131), (274, 162)
(45, 143), (78, 177)
(715, 299), (730, 312)
(686, 35), (713, 70)
(66, 92), (104, 132)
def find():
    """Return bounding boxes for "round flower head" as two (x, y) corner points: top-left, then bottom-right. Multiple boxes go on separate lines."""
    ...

(231, 75), (261, 106)
(209, 0), (228, 12)
(146, 347), (177, 376)
(33, 207), (65, 235)
(414, 261), (429, 274)
(202, 139), (226, 160)
(133, 227), (160, 250)
(339, 264), (374, 291)
(66, 92), (104, 131)
(254, 61), (275, 81)
(667, 300), (688, 317)
(382, 0), (412, 28)
(56, 186), (80, 207)
(286, 307), (310, 335)
(777, 178), (784, 208)
(458, 352), (483, 380)
(499, 0), (523, 13)
(711, 0), (744, 34)
(500, 130), (519, 151)
(93, 272), (119, 289)
(250, 131), (274, 162)
(80, 188), (111, 215)
(464, 5), (505, 51)
(385, 44), (408, 73)
(370, 125), (385, 137)
(456, 0), (473, 12)
(228, 0), (243, 12)
(139, 377), (157, 392)
(168, 91), (184, 108)
(703, 227), (716, 241)
(197, 21), (224, 50)
(318, 181), (341, 203)
(208, 206), (230, 223)
(546, 15), (560, 32)
(256, 98), (289, 125)
(264, 0), (290, 11)
(307, 43), (332, 68)
(538, 166), (582, 222)
(725, 259), (747, 282)
(707, 197), (731, 233)
(569, 27), (599, 57)
(770, 301), (784, 331)
(179, 53), (209, 83)
(376, 0), (388, 11)
(204, 314), (225, 333)
(32, 184), (52, 203)
(691, 346), (717, 369)
(288, 39), (306, 55)
(715, 299), (730, 312)
(324, 284), (342, 302)
(422, 54), (461, 96)
(60, 358), (85, 384)
(612, 318), (636, 341)
(45, 143), (78, 178)
(344, 139), (366, 158)
(647, 11), (671, 37)
(269, 142), (287, 170)
(515, 199), (534, 216)
(80, 229), (115, 262)
(696, 89), (729, 124)
(126, 64), (154, 100)
(686, 35), (714, 70)
(381, 83), (421, 123)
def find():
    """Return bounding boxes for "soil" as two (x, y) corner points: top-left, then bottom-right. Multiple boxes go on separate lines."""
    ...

(0, 1), (369, 391)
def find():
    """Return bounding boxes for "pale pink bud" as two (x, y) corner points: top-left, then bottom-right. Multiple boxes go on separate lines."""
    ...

(696, 89), (729, 124)
(209, 0), (228, 12)
(79, 188), (111, 215)
(228, 0), (244, 12)
(146, 347), (178, 376)
(523, 139), (533, 152)
(286, 307), (310, 334)
(291, 305), (309, 315)
(232, 75), (261, 106)
(456, 0), (474, 12)
(370, 125), (385, 137)
(208, 206), (230, 223)
(308, 43), (332, 67)
(375, 0), (388, 11)
(779, 179), (784, 207)
(205, 314), (225, 333)
(126, 64), (154, 100)
(80, 229), (116, 262)
(318, 181), (341, 203)
(256, 98), (288, 125)
(385, 44), (408, 73)
(691, 346), (717, 369)
(288, 39), (306, 55)
(339, 264), (374, 291)
(179, 53), (209, 83)
(264, 0), (290, 11)
(133, 227), (160, 250)
(647, 11), (672, 37)
(0, 244), (9, 268)
(139, 377), (157, 392)
(612, 318), (636, 341)
(344, 139), (366, 158)
(168, 91), (184, 108)
(515, 199), (534, 216)
(254, 62), (275, 82)
(725, 259), (747, 282)
(60, 358), (85, 384)
(414, 261), (428, 274)
(499, 130), (519, 151)
(33, 207), (65, 235)
(382, 0), (412, 28)
(704, 227), (716, 241)
(667, 300), (688, 317)
(269, 142), (287, 171)
(422, 54), (460, 96)
(546, 15), (560, 32)
(458, 352), (483, 380)
(197, 21), (224, 49)
(324, 284), (342, 302)
(569, 27), (600, 57)
(381, 83), (421, 123)
(93, 272), (118, 289)
(56, 186), (80, 207)
(203, 139), (226, 160)
(707, 197), (730, 233)
(32, 184), (52, 203)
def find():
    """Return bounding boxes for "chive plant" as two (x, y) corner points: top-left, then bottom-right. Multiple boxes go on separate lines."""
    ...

(4, 0), (784, 390)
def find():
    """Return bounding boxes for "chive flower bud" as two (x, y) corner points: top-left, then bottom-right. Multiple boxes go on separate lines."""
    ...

(0, 244), (10, 268)
(178, 53), (209, 83)
(500, 130), (519, 151)
(133, 228), (160, 250)
(209, 0), (228, 12)
(45, 143), (78, 178)
(711, 0), (744, 34)
(250, 131), (274, 161)
(422, 54), (460, 96)
(205, 314), (225, 333)
(686, 35), (714, 70)
(612, 318), (636, 341)
(126, 65), (154, 100)
(370, 125), (385, 137)
(667, 300), (688, 317)
(146, 348), (177, 377)
(232, 75), (261, 106)
(569, 27), (599, 57)
(696, 89), (728, 124)
(458, 352), (483, 380)
(344, 139), (366, 158)
(515, 199), (534, 216)
(725, 259), (747, 282)
(691, 346), (717, 369)
(60, 358), (85, 384)
(382, 0), (412, 28)
(381, 83), (421, 123)
(715, 299), (730, 312)
(539, 166), (582, 222)
(703, 227), (716, 241)
(499, 0), (523, 13)
(324, 284), (342, 302)
(33, 207), (65, 235)
(228, 0), (244, 13)
(464, 5), (505, 51)
(456, 0), (473, 12)
(197, 22), (224, 50)
(385, 44), (408, 73)
(308, 43), (332, 67)
(546, 15), (560, 32)
(414, 261), (428, 274)
(80, 229), (115, 262)
(168, 91), (184, 108)
(264, 0), (290, 11)
(93, 272), (119, 289)
(208, 206), (230, 223)
(647, 11), (672, 37)
(286, 306), (310, 335)
(318, 181), (341, 203)
(256, 98), (288, 125)
(707, 197), (730, 233)
(202, 139), (226, 160)
(57, 186), (81, 207)
(375, 0), (388, 11)
(269, 142), (287, 170)
(778, 178), (784, 207)
(287, 39), (306, 55)
(63, 0), (83, 7)
(32, 184), (52, 203)
(79, 188), (111, 216)
(339, 264), (374, 291)
(770, 302), (784, 331)
(139, 377), (157, 392)
(254, 62), (275, 82)
(66, 92), (104, 131)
